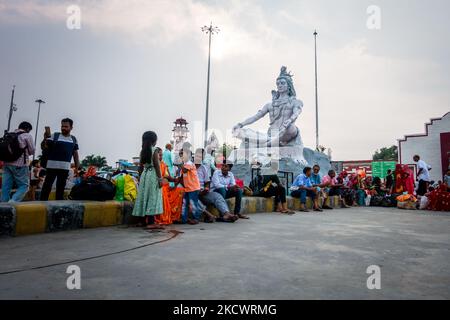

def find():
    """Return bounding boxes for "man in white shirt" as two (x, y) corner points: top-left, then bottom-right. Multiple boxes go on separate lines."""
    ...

(211, 163), (249, 219)
(413, 155), (432, 196)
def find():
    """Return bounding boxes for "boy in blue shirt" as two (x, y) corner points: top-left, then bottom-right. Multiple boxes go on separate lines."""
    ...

(290, 167), (322, 212)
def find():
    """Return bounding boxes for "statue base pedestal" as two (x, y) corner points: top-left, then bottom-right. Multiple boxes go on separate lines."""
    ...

(228, 147), (331, 186)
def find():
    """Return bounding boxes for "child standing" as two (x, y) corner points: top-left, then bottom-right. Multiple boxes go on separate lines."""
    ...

(181, 149), (202, 225)
(29, 160), (42, 201)
(132, 131), (164, 229)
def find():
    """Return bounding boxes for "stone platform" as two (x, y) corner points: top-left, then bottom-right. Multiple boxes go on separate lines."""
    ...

(0, 196), (342, 237)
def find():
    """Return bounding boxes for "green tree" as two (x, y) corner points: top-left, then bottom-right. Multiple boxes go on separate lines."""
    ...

(81, 154), (108, 168)
(372, 145), (398, 161)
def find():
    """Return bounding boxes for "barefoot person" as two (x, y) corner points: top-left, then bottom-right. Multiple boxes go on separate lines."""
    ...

(155, 148), (184, 226)
(132, 131), (164, 229)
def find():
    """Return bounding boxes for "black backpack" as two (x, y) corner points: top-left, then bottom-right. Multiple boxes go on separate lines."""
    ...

(69, 176), (116, 201)
(0, 132), (26, 162)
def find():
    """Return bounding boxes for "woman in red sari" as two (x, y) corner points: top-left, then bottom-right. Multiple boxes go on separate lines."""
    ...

(427, 184), (450, 211)
(402, 165), (415, 195)
(393, 164), (406, 194)
(155, 148), (184, 225)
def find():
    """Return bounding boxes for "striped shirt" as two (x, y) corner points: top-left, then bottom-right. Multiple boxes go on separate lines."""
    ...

(45, 133), (79, 171)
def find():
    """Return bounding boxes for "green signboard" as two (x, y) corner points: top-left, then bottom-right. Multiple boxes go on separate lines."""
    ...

(372, 161), (397, 178)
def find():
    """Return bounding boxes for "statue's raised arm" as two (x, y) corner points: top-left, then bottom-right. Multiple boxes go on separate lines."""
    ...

(233, 103), (270, 132)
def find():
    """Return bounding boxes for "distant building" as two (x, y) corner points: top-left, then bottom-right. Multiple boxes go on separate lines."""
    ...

(172, 117), (189, 153)
(398, 112), (450, 182)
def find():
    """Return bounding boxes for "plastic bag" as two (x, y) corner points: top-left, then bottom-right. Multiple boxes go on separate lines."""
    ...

(419, 196), (429, 210)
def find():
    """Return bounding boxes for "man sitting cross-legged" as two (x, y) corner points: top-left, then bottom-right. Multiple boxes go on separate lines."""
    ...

(211, 163), (249, 220)
(290, 167), (323, 212)
(194, 149), (238, 223)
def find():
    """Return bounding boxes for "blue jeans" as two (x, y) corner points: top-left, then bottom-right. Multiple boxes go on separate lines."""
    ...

(1, 165), (30, 203)
(214, 187), (243, 214)
(291, 189), (316, 204)
(182, 191), (202, 223)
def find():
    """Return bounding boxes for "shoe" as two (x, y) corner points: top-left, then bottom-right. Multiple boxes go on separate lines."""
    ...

(322, 205), (333, 210)
(314, 208), (323, 212)
(187, 219), (199, 225)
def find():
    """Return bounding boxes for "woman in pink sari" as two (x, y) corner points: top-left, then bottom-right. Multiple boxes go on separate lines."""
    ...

(402, 165), (415, 195)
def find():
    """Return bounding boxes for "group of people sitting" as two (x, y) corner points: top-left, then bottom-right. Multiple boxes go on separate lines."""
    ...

(131, 131), (362, 230)
(132, 130), (450, 230)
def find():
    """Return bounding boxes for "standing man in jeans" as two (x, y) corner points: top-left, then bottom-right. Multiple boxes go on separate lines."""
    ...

(40, 118), (80, 201)
(1, 122), (35, 202)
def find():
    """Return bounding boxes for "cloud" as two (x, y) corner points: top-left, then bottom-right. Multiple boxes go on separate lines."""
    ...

(1, 0), (448, 162)
(0, 0), (283, 59)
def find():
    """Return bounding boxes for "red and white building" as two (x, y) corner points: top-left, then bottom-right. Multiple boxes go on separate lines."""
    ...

(398, 112), (450, 183)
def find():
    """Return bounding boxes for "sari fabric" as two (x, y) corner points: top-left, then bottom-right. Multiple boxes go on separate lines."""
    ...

(427, 184), (450, 211)
(402, 165), (415, 195)
(155, 161), (184, 225)
(394, 164), (405, 194)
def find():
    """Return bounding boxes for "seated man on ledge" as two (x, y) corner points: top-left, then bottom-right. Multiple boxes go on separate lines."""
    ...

(290, 167), (322, 212)
(310, 164), (333, 210)
(321, 170), (351, 208)
(195, 149), (238, 223)
(211, 163), (249, 220)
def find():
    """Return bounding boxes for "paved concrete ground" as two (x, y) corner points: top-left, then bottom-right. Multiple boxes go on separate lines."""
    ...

(0, 207), (449, 300)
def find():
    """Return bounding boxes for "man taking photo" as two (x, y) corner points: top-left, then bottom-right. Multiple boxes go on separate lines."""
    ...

(40, 118), (80, 201)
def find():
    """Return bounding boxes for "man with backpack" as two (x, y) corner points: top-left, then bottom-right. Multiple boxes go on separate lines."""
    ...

(0, 122), (35, 202)
(40, 118), (80, 201)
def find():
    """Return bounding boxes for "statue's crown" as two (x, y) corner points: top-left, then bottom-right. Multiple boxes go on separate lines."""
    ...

(278, 66), (293, 81)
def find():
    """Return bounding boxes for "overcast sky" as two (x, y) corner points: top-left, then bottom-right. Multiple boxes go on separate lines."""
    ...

(1, 0), (449, 164)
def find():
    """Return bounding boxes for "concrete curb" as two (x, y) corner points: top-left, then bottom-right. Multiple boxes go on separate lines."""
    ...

(0, 196), (342, 237)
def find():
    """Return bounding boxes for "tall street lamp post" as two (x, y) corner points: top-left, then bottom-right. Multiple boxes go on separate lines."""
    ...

(34, 99), (46, 160)
(201, 22), (220, 148)
(314, 30), (319, 151)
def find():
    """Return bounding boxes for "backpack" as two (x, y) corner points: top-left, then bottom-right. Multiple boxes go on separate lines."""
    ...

(0, 131), (26, 162)
(69, 176), (116, 201)
(40, 133), (78, 168)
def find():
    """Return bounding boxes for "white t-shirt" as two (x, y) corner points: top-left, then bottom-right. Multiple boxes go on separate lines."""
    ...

(417, 160), (430, 182)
